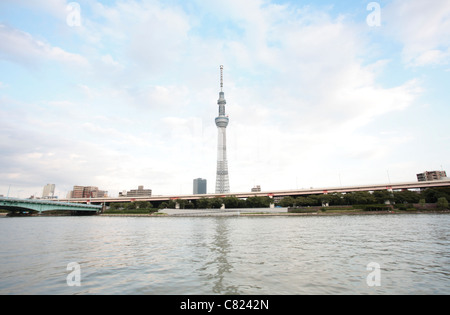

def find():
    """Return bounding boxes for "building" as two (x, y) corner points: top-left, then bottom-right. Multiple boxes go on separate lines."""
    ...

(42, 184), (55, 198)
(251, 185), (261, 192)
(71, 186), (84, 198)
(193, 178), (207, 195)
(83, 186), (99, 198)
(215, 65), (230, 194)
(122, 185), (152, 197)
(417, 170), (447, 182)
(70, 186), (108, 198)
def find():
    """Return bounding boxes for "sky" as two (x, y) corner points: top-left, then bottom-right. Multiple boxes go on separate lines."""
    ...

(0, 0), (449, 198)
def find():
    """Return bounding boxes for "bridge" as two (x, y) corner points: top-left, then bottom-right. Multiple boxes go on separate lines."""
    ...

(53, 179), (450, 205)
(0, 197), (102, 216)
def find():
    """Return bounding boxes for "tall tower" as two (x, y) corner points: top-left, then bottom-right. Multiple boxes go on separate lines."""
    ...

(215, 65), (230, 194)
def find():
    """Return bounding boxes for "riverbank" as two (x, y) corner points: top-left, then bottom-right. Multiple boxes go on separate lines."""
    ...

(2, 209), (448, 218)
(99, 209), (450, 217)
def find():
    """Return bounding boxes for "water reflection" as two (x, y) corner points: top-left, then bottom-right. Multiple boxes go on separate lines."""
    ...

(200, 217), (239, 294)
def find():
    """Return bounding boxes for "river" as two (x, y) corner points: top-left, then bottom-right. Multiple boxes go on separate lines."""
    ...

(0, 214), (449, 295)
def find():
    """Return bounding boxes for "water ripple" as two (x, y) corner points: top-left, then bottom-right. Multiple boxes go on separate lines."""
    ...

(0, 214), (449, 294)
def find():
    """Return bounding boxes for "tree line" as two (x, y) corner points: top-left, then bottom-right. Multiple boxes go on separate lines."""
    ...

(159, 196), (273, 210)
(105, 187), (450, 211)
(277, 187), (450, 208)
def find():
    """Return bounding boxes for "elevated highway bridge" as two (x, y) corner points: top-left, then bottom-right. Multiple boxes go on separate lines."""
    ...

(53, 180), (450, 205)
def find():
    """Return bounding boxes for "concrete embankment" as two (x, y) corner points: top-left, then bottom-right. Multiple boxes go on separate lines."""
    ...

(159, 207), (288, 216)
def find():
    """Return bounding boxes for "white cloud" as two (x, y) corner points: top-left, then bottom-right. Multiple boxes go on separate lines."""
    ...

(85, 0), (191, 75)
(0, 24), (89, 68)
(413, 49), (450, 67)
(1, 0), (68, 20)
(0, 0), (429, 196)
(100, 54), (122, 68)
(384, 0), (450, 66)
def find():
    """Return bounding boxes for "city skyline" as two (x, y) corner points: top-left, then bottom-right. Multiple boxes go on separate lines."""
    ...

(1, 0), (450, 198)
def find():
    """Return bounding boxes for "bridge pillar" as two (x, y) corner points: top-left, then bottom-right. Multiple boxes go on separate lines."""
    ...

(269, 194), (275, 209)
(385, 188), (395, 205)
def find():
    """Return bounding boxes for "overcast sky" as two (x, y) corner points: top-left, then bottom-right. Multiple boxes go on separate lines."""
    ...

(1, 0), (449, 198)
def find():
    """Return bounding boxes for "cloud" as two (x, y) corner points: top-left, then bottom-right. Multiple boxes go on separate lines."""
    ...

(384, 0), (450, 66)
(413, 49), (450, 67)
(0, 24), (89, 68)
(85, 0), (191, 76)
(0, 0), (428, 196)
(0, 0), (68, 20)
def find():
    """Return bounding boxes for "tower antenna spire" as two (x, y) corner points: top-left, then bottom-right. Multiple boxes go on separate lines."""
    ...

(215, 65), (230, 194)
(220, 65), (223, 92)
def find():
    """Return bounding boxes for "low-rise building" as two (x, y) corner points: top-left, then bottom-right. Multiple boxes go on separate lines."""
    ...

(251, 185), (261, 192)
(417, 171), (447, 182)
(69, 186), (108, 198)
(120, 185), (152, 197)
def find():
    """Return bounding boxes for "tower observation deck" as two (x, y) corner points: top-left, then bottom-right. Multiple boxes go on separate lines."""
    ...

(215, 65), (230, 193)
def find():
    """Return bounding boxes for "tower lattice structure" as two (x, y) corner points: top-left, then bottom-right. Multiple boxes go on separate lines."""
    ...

(215, 65), (230, 194)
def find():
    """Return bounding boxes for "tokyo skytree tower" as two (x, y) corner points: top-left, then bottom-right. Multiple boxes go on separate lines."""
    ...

(215, 65), (230, 194)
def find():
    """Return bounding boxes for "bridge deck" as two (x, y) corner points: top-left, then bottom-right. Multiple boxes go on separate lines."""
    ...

(0, 197), (102, 214)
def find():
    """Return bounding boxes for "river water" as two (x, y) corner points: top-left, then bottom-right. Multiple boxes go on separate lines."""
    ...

(0, 214), (449, 295)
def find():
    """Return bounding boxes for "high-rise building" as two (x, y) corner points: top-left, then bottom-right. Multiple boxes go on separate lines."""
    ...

(42, 184), (55, 198)
(215, 65), (230, 194)
(193, 178), (207, 195)
(417, 170), (447, 182)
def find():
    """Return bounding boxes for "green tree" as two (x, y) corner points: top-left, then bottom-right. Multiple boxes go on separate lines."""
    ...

(109, 203), (122, 210)
(317, 194), (332, 206)
(296, 196), (316, 207)
(167, 200), (177, 209)
(159, 202), (169, 209)
(136, 201), (152, 209)
(126, 202), (137, 210)
(196, 197), (211, 209)
(419, 199), (426, 208)
(278, 196), (296, 207)
(308, 195), (322, 206)
(223, 196), (243, 208)
(329, 193), (345, 206)
(437, 197), (449, 210)
(185, 201), (195, 209)
(422, 188), (450, 203)
(210, 197), (224, 209)
(177, 199), (188, 209)
(394, 190), (420, 204)
(344, 191), (376, 205)
(245, 196), (271, 208)
(373, 190), (393, 204)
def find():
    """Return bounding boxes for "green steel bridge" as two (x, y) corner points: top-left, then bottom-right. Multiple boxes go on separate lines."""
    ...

(0, 197), (102, 216)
